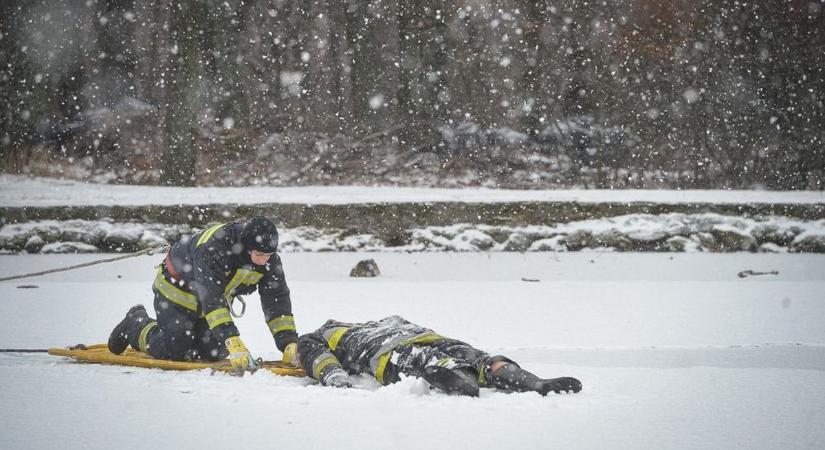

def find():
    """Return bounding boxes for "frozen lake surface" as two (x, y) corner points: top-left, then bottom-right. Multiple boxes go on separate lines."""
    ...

(1, 252), (824, 449)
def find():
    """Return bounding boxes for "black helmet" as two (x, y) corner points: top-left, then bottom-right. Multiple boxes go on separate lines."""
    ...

(240, 216), (279, 253)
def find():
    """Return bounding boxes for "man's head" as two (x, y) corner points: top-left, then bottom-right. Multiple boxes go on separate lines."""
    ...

(240, 216), (279, 265)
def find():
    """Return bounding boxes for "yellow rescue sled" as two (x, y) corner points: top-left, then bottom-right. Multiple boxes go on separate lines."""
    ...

(48, 344), (305, 377)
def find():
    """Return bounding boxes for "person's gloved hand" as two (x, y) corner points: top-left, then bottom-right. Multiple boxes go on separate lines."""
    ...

(225, 336), (260, 376)
(282, 342), (299, 366)
(322, 366), (352, 388)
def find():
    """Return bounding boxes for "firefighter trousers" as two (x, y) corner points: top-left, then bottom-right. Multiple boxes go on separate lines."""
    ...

(386, 339), (489, 383)
(142, 287), (228, 362)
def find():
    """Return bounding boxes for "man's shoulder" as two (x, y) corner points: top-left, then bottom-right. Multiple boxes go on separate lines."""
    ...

(263, 254), (286, 275)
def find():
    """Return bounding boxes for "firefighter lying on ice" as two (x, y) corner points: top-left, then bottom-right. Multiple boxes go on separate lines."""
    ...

(107, 216), (298, 375)
(297, 315), (582, 396)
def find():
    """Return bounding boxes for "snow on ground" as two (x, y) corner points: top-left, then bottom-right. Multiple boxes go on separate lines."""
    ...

(2, 174), (824, 207)
(1, 252), (824, 450)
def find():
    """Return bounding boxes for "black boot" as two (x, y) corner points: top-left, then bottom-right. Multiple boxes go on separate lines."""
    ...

(537, 377), (583, 395)
(107, 305), (149, 354)
(422, 366), (480, 397)
(489, 363), (582, 395)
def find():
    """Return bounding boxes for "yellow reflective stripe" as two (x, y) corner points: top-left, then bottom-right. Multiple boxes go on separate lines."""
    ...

(312, 355), (339, 380)
(137, 322), (157, 353)
(153, 268), (198, 311)
(374, 352), (391, 385)
(242, 271), (264, 285)
(368, 331), (444, 383)
(267, 315), (296, 335)
(205, 308), (233, 329)
(224, 269), (264, 302)
(407, 333), (443, 346)
(196, 223), (225, 247)
(436, 357), (453, 367)
(326, 327), (348, 351)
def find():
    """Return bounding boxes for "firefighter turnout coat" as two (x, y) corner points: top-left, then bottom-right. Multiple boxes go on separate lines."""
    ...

(297, 315), (451, 385)
(156, 221), (298, 351)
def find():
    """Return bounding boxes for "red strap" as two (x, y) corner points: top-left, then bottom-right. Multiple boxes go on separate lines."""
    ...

(164, 253), (182, 280)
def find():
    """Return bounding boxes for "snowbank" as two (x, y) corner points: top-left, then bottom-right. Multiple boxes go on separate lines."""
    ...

(2, 213), (824, 253)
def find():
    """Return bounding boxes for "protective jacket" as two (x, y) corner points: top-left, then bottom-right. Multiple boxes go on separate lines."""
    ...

(156, 221), (297, 351)
(298, 315), (456, 385)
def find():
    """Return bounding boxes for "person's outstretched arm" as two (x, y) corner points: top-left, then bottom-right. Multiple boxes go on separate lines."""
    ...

(297, 332), (351, 388)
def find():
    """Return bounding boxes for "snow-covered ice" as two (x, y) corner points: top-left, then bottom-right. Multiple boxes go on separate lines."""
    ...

(1, 252), (824, 449)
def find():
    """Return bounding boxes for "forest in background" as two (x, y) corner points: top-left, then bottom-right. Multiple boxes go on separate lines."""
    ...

(1, 0), (823, 189)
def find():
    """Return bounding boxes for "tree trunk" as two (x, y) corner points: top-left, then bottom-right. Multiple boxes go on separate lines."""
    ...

(160, 0), (198, 186)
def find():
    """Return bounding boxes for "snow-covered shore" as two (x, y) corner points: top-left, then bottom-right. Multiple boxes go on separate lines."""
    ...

(2, 174), (824, 207)
(4, 175), (824, 254)
(2, 213), (824, 254)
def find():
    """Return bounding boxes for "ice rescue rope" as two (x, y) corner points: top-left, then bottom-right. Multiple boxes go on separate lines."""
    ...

(209, 356), (264, 377)
(0, 348), (49, 352)
(0, 245), (171, 282)
(0, 344), (86, 353)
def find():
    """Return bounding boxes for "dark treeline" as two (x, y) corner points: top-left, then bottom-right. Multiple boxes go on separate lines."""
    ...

(1, 0), (823, 189)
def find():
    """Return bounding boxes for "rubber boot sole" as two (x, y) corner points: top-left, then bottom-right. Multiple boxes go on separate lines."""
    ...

(422, 366), (480, 397)
(538, 377), (583, 395)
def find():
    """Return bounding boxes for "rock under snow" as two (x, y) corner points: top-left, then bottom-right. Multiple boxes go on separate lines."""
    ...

(350, 259), (381, 277)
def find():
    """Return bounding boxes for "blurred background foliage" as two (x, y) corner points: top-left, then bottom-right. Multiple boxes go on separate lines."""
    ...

(1, 0), (823, 189)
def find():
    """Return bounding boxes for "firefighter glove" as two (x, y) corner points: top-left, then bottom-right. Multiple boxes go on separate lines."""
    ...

(282, 342), (299, 366)
(225, 336), (259, 375)
(322, 366), (352, 388)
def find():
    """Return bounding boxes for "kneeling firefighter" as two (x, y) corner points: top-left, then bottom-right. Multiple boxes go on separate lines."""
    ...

(108, 216), (299, 375)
